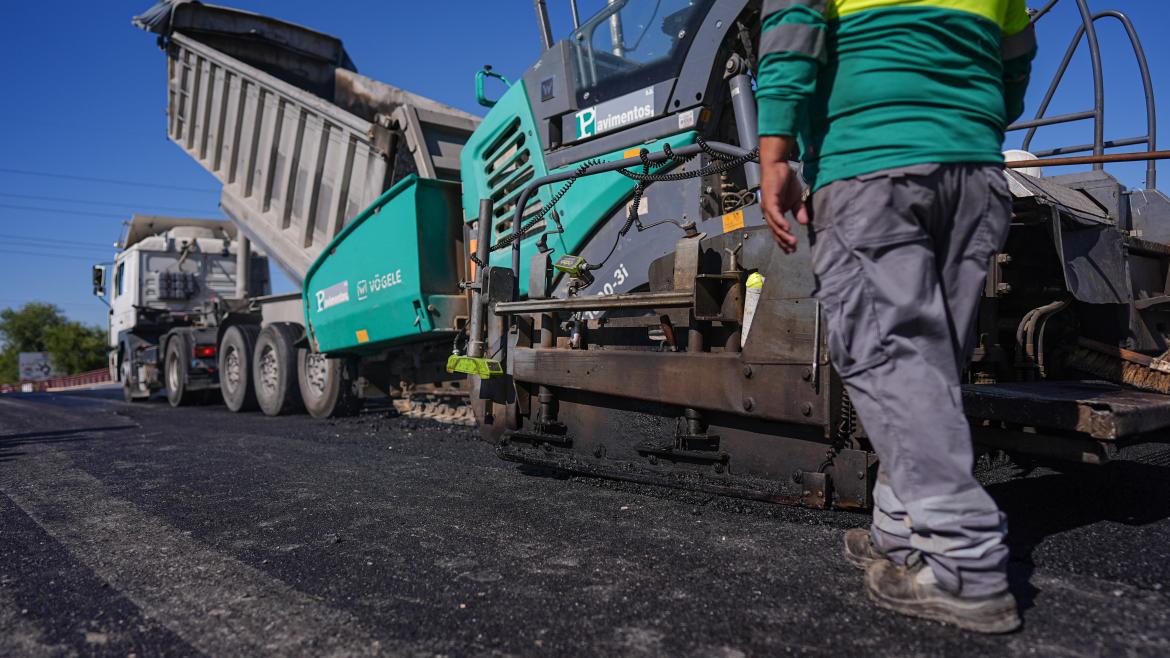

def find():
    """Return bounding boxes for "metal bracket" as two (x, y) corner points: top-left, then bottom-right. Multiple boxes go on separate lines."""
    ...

(797, 471), (829, 508)
(504, 427), (572, 448)
(636, 441), (729, 466)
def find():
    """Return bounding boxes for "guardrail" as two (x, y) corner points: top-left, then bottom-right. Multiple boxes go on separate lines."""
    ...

(2, 368), (115, 393)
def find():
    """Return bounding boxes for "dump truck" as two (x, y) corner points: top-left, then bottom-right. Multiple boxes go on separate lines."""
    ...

(134, 0), (1170, 508)
(93, 216), (271, 404)
(121, 1), (482, 420)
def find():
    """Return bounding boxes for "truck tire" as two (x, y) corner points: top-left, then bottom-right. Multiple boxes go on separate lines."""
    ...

(164, 336), (199, 407)
(120, 358), (145, 403)
(298, 352), (363, 418)
(219, 325), (260, 412)
(253, 323), (304, 417)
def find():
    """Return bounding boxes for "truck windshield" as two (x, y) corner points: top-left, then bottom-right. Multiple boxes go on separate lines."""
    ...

(570, 0), (714, 105)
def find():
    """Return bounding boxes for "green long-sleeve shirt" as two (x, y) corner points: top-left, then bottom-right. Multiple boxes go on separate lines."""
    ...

(757, 0), (1036, 190)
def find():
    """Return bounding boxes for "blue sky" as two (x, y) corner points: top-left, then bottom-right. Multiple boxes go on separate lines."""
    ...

(0, 0), (1166, 330)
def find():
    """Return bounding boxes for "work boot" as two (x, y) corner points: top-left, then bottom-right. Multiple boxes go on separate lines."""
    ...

(865, 560), (1021, 634)
(843, 528), (884, 569)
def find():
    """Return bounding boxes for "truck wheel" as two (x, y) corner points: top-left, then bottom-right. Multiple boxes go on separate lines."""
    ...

(253, 324), (304, 416)
(165, 336), (198, 407)
(120, 358), (145, 403)
(298, 352), (363, 418)
(219, 325), (260, 412)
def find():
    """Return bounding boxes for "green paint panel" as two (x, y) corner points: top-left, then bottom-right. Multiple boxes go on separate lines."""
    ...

(457, 78), (698, 296)
(460, 80), (551, 224)
(303, 175), (466, 356)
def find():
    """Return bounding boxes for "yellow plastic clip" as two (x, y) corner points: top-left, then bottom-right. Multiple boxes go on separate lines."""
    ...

(446, 354), (504, 379)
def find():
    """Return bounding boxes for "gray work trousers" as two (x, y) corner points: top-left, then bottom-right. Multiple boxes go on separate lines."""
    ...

(810, 163), (1012, 598)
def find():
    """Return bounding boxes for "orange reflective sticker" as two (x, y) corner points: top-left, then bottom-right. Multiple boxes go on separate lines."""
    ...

(722, 209), (745, 233)
(356, 329), (370, 343)
(623, 147), (642, 159)
(469, 238), (478, 280)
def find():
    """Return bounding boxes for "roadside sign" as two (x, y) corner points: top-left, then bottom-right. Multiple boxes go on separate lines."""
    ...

(18, 352), (59, 382)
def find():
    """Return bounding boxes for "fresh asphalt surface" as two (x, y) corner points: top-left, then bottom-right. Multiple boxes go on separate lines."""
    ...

(1, 388), (1167, 657)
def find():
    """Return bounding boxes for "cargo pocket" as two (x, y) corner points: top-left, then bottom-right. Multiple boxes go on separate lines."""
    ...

(813, 226), (890, 378)
(969, 167), (1014, 262)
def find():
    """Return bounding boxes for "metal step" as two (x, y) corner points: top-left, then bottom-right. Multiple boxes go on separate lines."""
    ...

(963, 380), (1170, 441)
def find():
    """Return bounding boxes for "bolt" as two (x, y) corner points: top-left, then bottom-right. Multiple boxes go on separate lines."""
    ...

(792, 470), (803, 484)
(801, 368), (813, 381)
(801, 402), (813, 416)
(742, 397), (755, 411)
(743, 365), (753, 378)
(714, 462), (725, 474)
(857, 470), (866, 480)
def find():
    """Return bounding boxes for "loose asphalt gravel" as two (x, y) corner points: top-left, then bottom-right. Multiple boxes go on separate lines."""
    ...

(0, 387), (1168, 657)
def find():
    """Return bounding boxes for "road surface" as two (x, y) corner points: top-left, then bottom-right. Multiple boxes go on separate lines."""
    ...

(1, 389), (1168, 656)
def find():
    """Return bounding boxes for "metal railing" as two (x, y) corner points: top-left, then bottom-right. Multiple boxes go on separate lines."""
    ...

(1006, 0), (1158, 188)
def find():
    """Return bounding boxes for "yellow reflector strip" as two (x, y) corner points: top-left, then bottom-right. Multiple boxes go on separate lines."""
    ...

(722, 209), (745, 233)
(356, 329), (369, 343)
(623, 147), (642, 159)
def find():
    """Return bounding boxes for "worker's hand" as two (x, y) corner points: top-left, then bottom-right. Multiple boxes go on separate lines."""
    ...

(759, 135), (809, 254)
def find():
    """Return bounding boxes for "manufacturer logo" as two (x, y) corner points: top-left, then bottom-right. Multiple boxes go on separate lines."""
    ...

(574, 86), (656, 140)
(356, 269), (404, 301)
(540, 77), (555, 102)
(315, 281), (350, 312)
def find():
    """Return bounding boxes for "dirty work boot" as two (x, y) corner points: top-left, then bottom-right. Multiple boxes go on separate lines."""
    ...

(865, 560), (1020, 634)
(843, 528), (885, 569)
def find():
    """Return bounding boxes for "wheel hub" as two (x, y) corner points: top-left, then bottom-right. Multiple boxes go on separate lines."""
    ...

(224, 345), (242, 391)
(304, 353), (329, 399)
(259, 346), (279, 393)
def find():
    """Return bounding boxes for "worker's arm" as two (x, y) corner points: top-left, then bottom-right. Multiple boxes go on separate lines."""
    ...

(1001, 2), (1037, 126)
(756, 0), (826, 252)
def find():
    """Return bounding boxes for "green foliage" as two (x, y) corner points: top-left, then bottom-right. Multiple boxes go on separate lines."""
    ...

(0, 349), (15, 384)
(43, 323), (108, 375)
(0, 302), (107, 381)
(0, 302), (66, 351)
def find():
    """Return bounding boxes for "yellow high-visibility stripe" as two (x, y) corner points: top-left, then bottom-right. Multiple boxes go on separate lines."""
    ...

(828, 0), (1020, 30)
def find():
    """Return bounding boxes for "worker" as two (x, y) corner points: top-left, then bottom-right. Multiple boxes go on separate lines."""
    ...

(756, 0), (1035, 633)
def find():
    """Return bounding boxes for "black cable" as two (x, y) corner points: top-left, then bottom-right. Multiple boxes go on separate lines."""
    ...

(0, 166), (218, 193)
(589, 146), (700, 272)
(0, 203), (130, 219)
(482, 137), (757, 266)
(616, 146), (759, 183)
(0, 233), (112, 250)
(0, 192), (212, 215)
(489, 157), (605, 253)
(0, 248), (111, 262)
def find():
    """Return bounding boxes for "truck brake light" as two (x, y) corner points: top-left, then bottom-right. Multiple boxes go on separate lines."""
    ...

(194, 345), (217, 358)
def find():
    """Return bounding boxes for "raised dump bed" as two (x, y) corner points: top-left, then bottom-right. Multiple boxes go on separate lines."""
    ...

(302, 175), (466, 355)
(137, 1), (480, 283)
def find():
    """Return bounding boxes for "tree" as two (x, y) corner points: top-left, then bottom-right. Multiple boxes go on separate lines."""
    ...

(0, 302), (65, 351)
(0, 302), (107, 381)
(43, 322), (108, 375)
